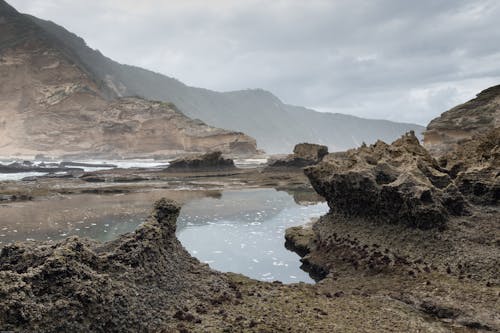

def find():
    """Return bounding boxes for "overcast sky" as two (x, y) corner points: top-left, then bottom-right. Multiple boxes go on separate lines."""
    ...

(9, 0), (500, 125)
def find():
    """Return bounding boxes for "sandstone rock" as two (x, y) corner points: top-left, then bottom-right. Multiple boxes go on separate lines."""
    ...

(267, 143), (328, 169)
(0, 6), (258, 158)
(424, 85), (500, 155)
(167, 151), (236, 171)
(305, 132), (468, 229)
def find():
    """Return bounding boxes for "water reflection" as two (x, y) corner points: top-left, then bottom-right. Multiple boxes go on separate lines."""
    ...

(177, 189), (328, 283)
(0, 188), (328, 284)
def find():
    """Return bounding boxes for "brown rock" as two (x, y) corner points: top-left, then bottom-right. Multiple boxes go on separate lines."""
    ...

(267, 143), (328, 169)
(424, 85), (500, 155)
(305, 132), (468, 229)
(166, 151), (236, 171)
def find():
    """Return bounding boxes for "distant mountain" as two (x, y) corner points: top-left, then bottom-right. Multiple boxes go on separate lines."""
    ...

(424, 85), (500, 154)
(0, 0), (257, 159)
(24, 10), (424, 154)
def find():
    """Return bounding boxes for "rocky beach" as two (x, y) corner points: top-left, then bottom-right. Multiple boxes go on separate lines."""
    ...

(0, 122), (498, 332)
(1, 0), (499, 331)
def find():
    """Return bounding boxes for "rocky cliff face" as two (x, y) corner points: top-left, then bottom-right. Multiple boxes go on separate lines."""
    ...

(424, 85), (500, 155)
(0, 1), (257, 158)
(19, 7), (424, 154)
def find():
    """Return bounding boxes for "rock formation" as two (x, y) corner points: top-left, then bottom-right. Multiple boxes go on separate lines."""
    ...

(0, 1), (257, 158)
(285, 130), (499, 331)
(305, 132), (468, 229)
(267, 143), (328, 169)
(166, 151), (236, 171)
(424, 85), (500, 155)
(438, 128), (499, 205)
(0, 199), (232, 332)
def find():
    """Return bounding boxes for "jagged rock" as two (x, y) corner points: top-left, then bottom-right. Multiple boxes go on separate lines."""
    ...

(166, 151), (236, 171)
(267, 143), (328, 169)
(439, 128), (499, 205)
(305, 132), (468, 229)
(0, 199), (229, 332)
(424, 85), (500, 155)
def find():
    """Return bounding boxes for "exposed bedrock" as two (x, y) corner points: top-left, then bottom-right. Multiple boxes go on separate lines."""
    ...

(438, 128), (499, 205)
(0, 199), (232, 332)
(267, 143), (328, 169)
(166, 151), (236, 171)
(424, 84), (500, 155)
(305, 131), (468, 230)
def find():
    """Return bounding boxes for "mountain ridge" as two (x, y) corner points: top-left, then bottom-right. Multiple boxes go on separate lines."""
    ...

(0, 1), (258, 158)
(23, 9), (424, 153)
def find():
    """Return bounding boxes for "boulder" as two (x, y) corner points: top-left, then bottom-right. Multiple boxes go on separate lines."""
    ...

(293, 143), (329, 162)
(166, 151), (236, 171)
(305, 132), (468, 230)
(267, 143), (328, 169)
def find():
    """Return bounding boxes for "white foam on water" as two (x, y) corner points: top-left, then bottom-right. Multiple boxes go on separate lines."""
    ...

(0, 172), (48, 181)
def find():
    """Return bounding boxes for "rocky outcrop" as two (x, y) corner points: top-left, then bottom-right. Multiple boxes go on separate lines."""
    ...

(0, 161), (83, 174)
(166, 151), (236, 171)
(267, 143), (328, 169)
(438, 128), (499, 205)
(305, 132), (468, 229)
(424, 85), (500, 155)
(0, 199), (232, 332)
(0, 3), (258, 158)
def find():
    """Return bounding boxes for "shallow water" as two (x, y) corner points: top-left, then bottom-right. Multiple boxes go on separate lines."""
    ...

(176, 189), (328, 283)
(0, 188), (328, 283)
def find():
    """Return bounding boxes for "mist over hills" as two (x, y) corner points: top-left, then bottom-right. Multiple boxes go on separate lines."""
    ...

(0, 0), (257, 158)
(26, 12), (424, 154)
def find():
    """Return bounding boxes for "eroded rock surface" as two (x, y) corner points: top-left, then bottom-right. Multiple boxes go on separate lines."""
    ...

(267, 143), (328, 169)
(286, 131), (499, 332)
(305, 132), (467, 229)
(166, 151), (236, 171)
(438, 128), (499, 205)
(424, 85), (500, 155)
(0, 199), (229, 332)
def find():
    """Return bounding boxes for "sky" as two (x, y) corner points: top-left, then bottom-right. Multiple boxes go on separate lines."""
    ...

(8, 0), (500, 125)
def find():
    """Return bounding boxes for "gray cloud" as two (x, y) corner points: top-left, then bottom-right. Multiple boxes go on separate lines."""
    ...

(9, 0), (500, 124)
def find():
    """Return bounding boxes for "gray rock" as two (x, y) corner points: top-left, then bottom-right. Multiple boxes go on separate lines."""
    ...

(167, 151), (236, 171)
(305, 132), (468, 230)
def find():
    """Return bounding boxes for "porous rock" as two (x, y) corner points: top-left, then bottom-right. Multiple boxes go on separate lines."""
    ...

(439, 128), (499, 205)
(305, 132), (468, 229)
(0, 199), (228, 332)
(166, 151), (236, 171)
